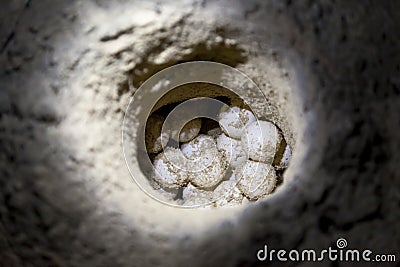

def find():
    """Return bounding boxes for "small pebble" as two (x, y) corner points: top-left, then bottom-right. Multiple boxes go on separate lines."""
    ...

(218, 106), (256, 139)
(235, 160), (277, 199)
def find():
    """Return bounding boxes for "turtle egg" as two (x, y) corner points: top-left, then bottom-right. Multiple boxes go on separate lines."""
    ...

(218, 106), (256, 139)
(213, 180), (244, 207)
(181, 135), (228, 188)
(216, 133), (247, 168)
(188, 154), (227, 188)
(145, 114), (169, 153)
(241, 120), (281, 164)
(171, 118), (201, 143)
(183, 183), (213, 207)
(235, 160), (277, 199)
(153, 147), (188, 188)
(181, 134), (217, 164)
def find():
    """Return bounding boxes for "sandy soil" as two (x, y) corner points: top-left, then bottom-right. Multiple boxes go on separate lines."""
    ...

(1, 1), (399, 266)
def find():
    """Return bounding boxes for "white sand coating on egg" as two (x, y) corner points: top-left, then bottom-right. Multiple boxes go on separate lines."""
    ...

(212, 180), (244, 207)
(241, 120), (282, 164)
(181, 134), (217, 162)
(153, 147), (188, 188)
(145, 114), (170, 153)
(183, 183), (213, 206)
(218, 106), (256, 139)
(181, 135), (228, 188)
(216, 133), (247, 168)
(188, 156), (227, 188)
(235, 160), (277, 199)
(171, 118), (201, 143)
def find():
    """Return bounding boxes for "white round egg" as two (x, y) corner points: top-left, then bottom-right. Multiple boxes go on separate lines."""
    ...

(216, 133), (247, 168)
(183, 183), (213, 207)
(181, 135), (228, 188)
(235, 160), (277, 199)
(212, 180), (244, 207)
(145, 114), (169, 153)
(181, 135), (217, 166)
(171, 118), (201, 143)
(188, 155), (227, 188)
(218, 106), (256, 139)
(241, 120), (281, 164)
(153, 147), (188, 188)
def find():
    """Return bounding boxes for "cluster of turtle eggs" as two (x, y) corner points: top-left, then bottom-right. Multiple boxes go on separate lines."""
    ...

(145, 106), (291, 207)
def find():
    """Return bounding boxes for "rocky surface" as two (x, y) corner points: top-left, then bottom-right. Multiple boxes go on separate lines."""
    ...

(1, 0), (399, 266)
